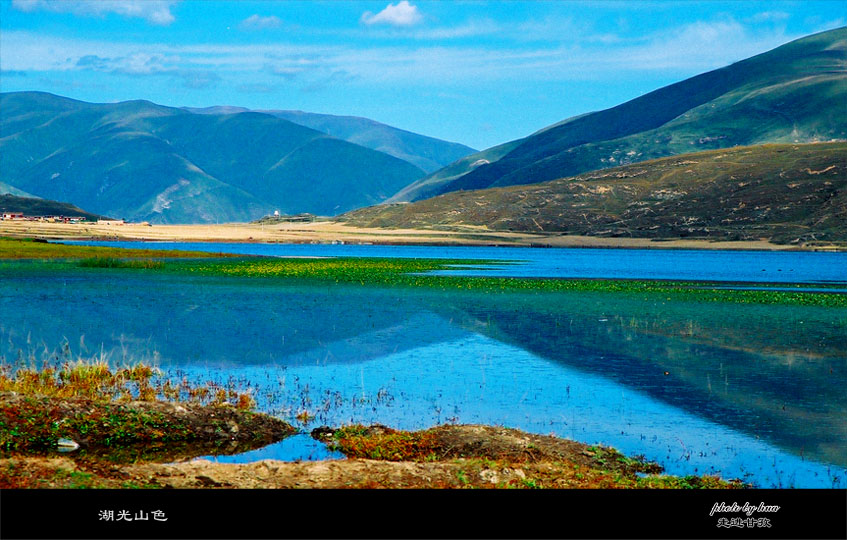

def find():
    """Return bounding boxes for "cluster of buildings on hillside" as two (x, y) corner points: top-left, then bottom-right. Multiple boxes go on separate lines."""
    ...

(0, 212), (125, 225)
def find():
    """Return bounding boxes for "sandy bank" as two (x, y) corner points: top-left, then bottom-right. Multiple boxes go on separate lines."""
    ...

(2, 220), (840, 251)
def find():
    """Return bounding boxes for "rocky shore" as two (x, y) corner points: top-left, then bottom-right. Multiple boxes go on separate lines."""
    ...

(0, 394), (743, 489)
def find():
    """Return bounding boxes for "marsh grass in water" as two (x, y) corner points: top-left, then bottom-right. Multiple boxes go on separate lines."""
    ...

(78, 257), (164, 269)
(0, 237), (235, 260)
(0, 341), (269, 456)
(171, 257), (847, 308)
(0, 360), (161, 401)
(0, 356), (255, 409)
(1, 237), (843, 307)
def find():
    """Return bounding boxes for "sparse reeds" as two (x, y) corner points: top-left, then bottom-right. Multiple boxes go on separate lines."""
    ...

(295, 410), (315, 425)
(0, 357), (255, 411)
(0, 349), (291, 457)
(78, 257), (164, 269)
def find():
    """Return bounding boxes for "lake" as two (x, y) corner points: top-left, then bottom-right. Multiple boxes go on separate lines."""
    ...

(59, 240), (847, 283)
(2, 242), (846, 487)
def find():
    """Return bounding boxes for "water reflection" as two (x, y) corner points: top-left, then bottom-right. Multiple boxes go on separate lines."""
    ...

(184, 335), (843, 488)
(436, 290), (847, 468)
(1, 264), (845, 487)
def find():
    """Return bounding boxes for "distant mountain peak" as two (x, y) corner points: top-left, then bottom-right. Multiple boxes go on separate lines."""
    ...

(396, 26), (846, 202)
(184, 105), (476, 173)
(0, 93), (429, 224)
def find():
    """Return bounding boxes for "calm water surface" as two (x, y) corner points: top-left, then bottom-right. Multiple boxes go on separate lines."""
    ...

(59, 240), (847, 283)
(2, 243), (846, 487)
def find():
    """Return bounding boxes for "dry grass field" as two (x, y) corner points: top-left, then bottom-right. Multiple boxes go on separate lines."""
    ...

(0, 219), (813, 251)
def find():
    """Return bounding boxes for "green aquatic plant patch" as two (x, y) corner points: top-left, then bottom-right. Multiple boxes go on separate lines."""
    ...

(79, 257), (164, 269)
(1, 237), (843, 307)
(169, 257), (847, 308)
(0, 237), (234, 260)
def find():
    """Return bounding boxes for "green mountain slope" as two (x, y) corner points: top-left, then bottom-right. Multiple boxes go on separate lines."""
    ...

(0, 92), (426, 223)
(384, 139), (524, 204)
(389, 113), (592, 203)
(0, 194), (107, 221)
(186, 106), (476, 173)
(0, 182), (36, 198)
(398, 27), (846, 202)
(341, 142), (847, 245)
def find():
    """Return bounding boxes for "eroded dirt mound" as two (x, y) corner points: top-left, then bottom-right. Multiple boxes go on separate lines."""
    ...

(0, 423), (743, 489)
(1, 454), (526, 489)
(312, 424), (663, 476)
(0, 391), (295, 463)
(429, 424), (651, 470)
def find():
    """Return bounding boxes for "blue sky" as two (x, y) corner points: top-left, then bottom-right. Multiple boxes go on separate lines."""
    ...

(1, 1), (844, 150)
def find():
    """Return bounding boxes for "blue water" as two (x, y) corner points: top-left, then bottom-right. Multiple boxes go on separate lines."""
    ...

(188, 336), (846, 488)
(3, 244), (847, 487)
(56, 240), (847, 284)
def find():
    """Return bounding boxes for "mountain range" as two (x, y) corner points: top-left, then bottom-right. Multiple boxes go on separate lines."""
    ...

(342, 142), (847, 244)
(184, 106), (476, 174)
(1, 27), (844, 229)
(395, 27), (846, 202)
(0, 93), (473, 223)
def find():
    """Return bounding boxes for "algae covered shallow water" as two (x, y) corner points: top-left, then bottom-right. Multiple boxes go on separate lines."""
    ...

(1, 244), (846, 487)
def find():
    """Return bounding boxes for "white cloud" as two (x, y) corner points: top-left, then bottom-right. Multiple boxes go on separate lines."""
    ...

(615, 20), (799, 71)
(75, 52), (173, 75)
(514, 16), (623, 44)
(361, 1), (422, 27)
(357, 18), (501, 40)
(240, 14), (283, 31)
(749, 11), (791, 24)
(807, 17), (847, 34)
(0, 31), (227, 89)
(238, 83), (276, 94)
(409, 19), (501, 40)
(11, 0), (178, 26)
(0, 17), (813, 95)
